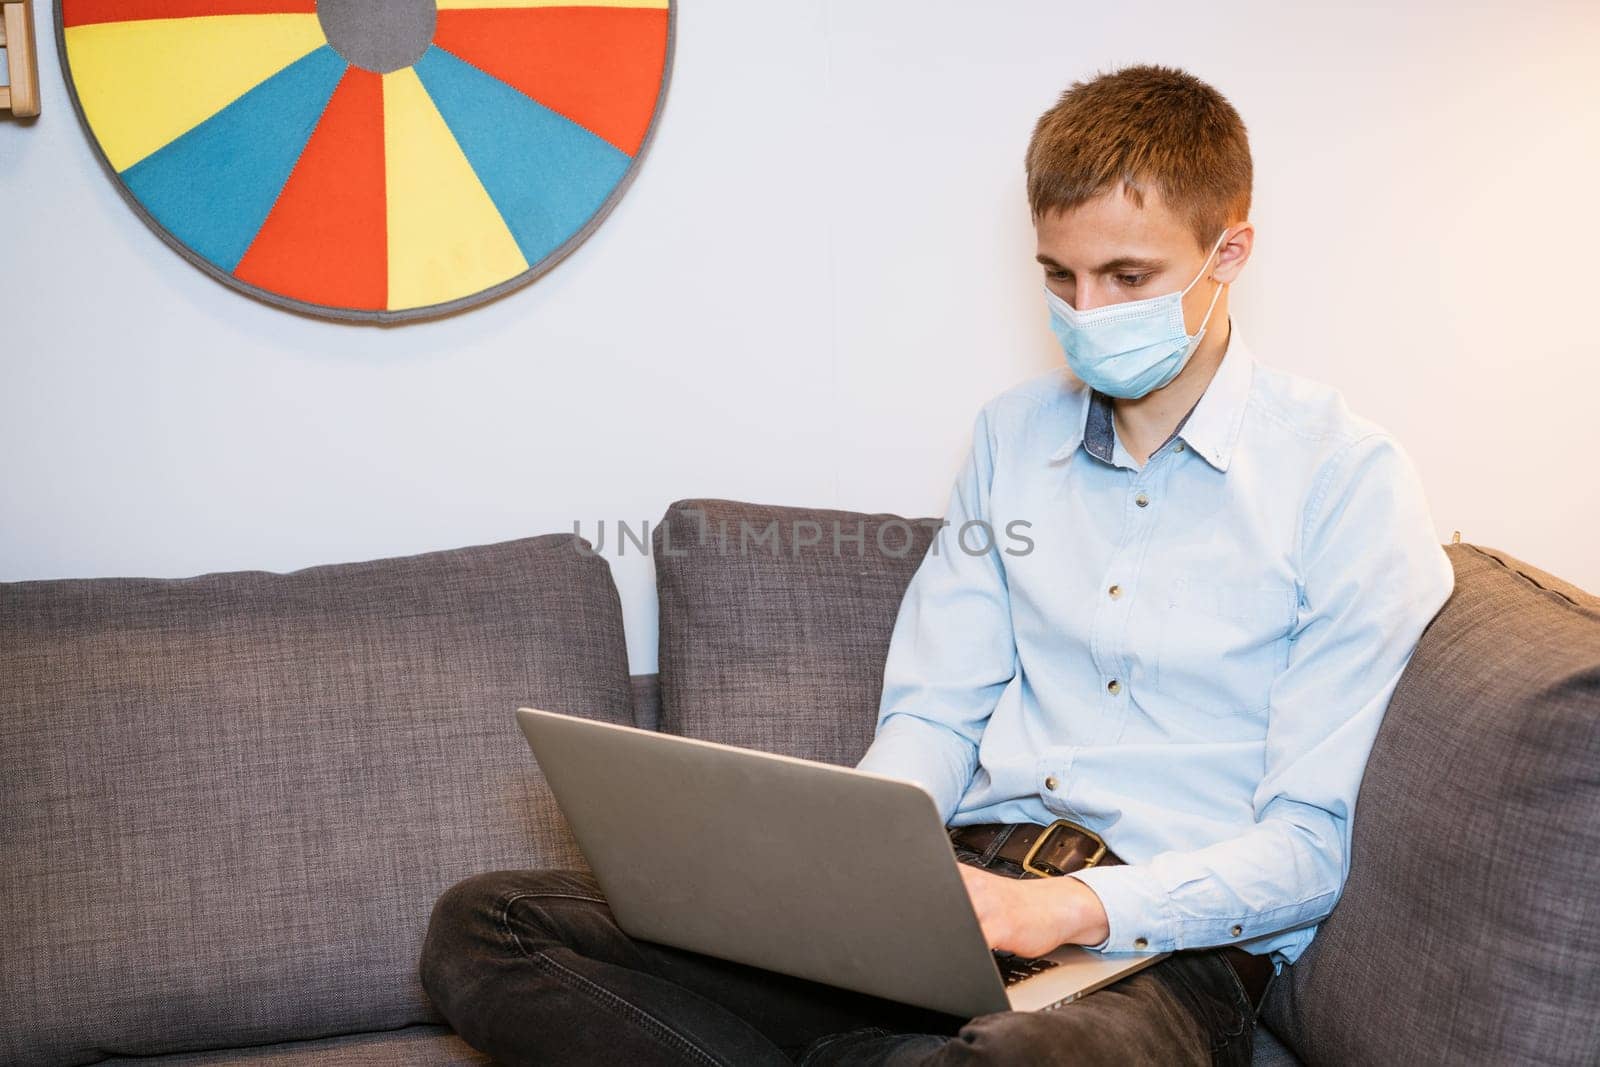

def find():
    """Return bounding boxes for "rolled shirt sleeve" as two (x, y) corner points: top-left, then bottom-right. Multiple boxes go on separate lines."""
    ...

(1066, 432), (1455, 954)
(855, 404), (1018, 824)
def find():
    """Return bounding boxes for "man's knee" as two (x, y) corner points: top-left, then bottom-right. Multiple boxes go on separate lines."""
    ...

(947, 1010), (1088, 1065)
(953, 995), (1182, 1067)
(428, 868), (598, 944)
(950, 969), (1214, 1067)
(419, 868), (595, 1006)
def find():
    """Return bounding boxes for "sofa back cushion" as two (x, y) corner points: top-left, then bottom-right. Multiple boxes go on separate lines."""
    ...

(653, 498), (936, 764)
(1261, 543), (1600, 1064)
(1, 535), (632, 1065)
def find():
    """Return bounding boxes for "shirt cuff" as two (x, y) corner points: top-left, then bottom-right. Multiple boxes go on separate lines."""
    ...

(1066, 862), (1176, 953)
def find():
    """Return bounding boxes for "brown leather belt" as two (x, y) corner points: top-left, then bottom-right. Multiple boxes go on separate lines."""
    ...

(949, 821), (1273, 1012)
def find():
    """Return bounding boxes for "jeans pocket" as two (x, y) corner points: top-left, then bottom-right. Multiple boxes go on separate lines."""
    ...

(1164, 952), (1250, 1058)
(1209, 959), (1255, 1064)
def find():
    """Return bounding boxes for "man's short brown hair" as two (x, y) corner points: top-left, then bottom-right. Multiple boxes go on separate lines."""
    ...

(1025, 64), (1252, 250)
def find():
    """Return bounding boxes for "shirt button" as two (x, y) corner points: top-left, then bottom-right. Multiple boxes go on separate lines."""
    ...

(1231, 924), (1243, 937)
(1135, 493), (1150, 508)
(1106, 679), (1122, 695)
(1044, 776), (1059, 791)
(1108, 584), (1122, 599)
(1134, 937), (1149, 949)
(1175, 442), (1185, 453)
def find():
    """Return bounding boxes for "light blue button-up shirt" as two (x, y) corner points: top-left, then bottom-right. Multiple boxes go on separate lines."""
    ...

(855, 324), (1454, 972)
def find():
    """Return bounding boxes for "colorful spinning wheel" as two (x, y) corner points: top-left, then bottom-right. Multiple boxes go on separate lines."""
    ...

(57, 0), (674, 322)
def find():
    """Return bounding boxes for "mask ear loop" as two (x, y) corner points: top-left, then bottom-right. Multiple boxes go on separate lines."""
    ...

(1180, 228), (1232, 298)
(1181, 228), (1232, 335)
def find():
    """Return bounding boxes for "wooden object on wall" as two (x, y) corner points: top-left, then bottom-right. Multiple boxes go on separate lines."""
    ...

(0, 0), (40, 118)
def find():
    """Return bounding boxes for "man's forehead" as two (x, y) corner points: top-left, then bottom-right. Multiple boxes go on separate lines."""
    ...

(1034, 191), (1198, 266)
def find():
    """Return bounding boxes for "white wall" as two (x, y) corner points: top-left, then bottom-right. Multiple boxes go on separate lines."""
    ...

(3, 0), (1596, 673)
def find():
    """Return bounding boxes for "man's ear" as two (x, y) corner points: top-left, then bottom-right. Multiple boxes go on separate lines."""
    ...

(1212, 222), (1255, 285)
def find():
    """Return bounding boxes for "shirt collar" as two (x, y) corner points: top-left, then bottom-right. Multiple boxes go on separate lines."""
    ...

(1174, 323), (1254, 472)
(1049, 320), (1256, 473)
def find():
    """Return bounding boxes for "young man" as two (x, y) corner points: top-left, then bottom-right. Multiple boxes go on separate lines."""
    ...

(420, 65), (1454, 1064)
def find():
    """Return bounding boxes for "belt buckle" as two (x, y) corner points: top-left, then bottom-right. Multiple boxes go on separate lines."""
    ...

(1022, 818), (1108, 878)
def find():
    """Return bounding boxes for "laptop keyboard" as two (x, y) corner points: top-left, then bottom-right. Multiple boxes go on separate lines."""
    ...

(993, 951), (1060, 986)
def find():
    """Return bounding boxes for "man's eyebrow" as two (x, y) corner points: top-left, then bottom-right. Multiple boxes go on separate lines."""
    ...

(1035, 254), (1165, 272)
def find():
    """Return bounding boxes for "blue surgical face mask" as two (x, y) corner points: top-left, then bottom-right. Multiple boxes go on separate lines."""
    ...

(1044, 229), (1230, 399)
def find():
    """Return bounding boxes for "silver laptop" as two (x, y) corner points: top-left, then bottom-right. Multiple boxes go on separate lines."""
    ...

(516, 707), (1169, 1018)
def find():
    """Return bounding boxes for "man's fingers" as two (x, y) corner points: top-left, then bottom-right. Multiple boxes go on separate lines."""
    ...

(956, 865), (1057, 956)
(957, 865), (1010, 950)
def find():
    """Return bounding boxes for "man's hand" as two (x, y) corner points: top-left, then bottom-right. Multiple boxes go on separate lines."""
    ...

(957, 863), (1111, 957)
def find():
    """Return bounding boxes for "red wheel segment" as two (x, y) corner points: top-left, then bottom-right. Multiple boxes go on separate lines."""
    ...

(433, 6), (669, 156)
(234, 66), (389, 310)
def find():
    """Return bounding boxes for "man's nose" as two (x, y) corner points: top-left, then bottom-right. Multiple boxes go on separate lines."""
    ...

(1073, 283), (1116, 312)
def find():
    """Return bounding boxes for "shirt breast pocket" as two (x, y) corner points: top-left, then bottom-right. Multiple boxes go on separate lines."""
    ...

(1153, 576), (1298, 717)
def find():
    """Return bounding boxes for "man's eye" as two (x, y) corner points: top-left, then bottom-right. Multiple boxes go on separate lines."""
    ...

(1118, 273), (1150, 287)
(1046, 269), (1072, 282)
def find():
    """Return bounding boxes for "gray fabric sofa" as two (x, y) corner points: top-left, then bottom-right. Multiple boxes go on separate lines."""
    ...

(4, 497), (1597, 1065)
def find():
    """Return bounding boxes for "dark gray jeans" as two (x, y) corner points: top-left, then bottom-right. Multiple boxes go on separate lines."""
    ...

(420, 845), (1269, 1065)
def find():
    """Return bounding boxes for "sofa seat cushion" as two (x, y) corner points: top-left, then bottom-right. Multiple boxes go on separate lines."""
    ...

(1262, 543), (1600, 1064)
(1, 535), (632, 1065)
(653, 498), (936, 764)
(100, 1025), (490, 1065)
(1250, 1023), (1302, 1067)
